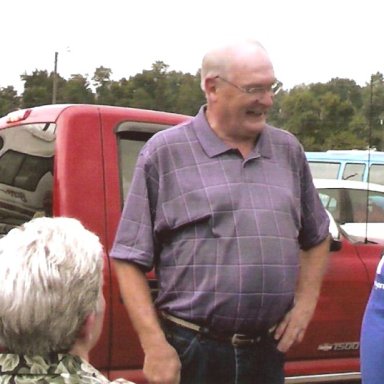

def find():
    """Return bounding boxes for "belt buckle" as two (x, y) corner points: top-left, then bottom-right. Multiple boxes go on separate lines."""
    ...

(231, 333), (260, 347)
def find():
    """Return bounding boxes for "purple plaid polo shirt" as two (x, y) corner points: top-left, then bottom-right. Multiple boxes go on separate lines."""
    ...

(110, 106), (330, 334)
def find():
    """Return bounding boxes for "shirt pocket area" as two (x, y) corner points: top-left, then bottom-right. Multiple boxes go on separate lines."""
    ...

(157, 191), (212, 242)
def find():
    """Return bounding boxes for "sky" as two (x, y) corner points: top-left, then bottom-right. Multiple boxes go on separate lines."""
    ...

(2, 0), (384, 94)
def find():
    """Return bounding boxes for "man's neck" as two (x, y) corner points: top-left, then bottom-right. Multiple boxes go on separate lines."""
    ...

(69, 344), (89, 361)
(205, 109), (257, 158)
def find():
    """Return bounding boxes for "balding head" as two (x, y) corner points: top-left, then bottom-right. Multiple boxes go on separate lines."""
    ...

(200, 39), (273, 93)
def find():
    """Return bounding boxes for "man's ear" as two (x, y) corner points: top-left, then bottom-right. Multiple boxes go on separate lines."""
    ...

(76, 313), (96, 343)
(69, 312), (97, 361)
(204, 77), (220, 101)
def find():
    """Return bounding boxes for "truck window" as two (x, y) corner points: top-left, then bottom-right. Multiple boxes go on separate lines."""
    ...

(369, 164), (384, 185)
(0, 150), (52, 190)
(342, 162), (365, 181)
(116, 122), (170, 203)
(308, 161), (340, 179)
(0, 124), (54, 236)
(118, 134), (147, 199)
(306, 150), (384, 185)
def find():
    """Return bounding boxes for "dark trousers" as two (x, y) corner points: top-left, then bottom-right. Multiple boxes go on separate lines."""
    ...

(163, 321), (285, 384)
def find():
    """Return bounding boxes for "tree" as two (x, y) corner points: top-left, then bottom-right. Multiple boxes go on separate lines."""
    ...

(276, 80), (367, 151)
(127, 61), (169, 111)
(363, 73), (384, 150)
(279, 87), (324, 149)
(311, 78), (363, 109)
(2, 64), (381, 152)
(169, 70), (205, 115)
(0, 86), (20, 116)
(93, 66), (113, 104)
(62, 74), (95, 104)
(21, 70), (63, 107)
(107, 78), (134, 107)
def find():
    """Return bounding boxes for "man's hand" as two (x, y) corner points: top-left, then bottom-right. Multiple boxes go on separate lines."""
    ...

(273, 297), (317, 353)
(143, 340), (181, 384)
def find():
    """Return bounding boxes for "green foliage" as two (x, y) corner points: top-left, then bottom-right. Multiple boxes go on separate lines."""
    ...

(20, 70), (54, 107)
(62, 75), (95, 104)
(0, 65), (383, 151)
(268, 77), (383, 150)
(0, 86), (20, 116)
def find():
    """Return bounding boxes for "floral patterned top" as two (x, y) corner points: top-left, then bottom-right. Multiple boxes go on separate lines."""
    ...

(0, 353), (134, 384)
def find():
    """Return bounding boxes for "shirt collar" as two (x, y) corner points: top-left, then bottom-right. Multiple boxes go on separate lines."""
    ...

(192, 105), (273, 159)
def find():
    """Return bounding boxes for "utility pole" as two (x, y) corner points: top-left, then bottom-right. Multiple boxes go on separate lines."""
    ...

(52, 51), (58, 104)
(368, 75), (373, 149)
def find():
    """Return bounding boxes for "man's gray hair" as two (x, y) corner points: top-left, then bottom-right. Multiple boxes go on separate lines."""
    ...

(200, 39), (268, 92)
(0, 217), (104, 355)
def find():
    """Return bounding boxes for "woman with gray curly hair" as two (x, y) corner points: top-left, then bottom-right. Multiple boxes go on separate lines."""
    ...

(0, 217), (133, 384)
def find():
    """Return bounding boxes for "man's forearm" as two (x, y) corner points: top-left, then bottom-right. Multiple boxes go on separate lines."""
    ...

(295, 235), (331, 305)
(112, 259), (181, 384)
(112, 259), (165, 349)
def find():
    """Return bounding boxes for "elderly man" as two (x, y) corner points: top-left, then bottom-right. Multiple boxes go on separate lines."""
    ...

(111, 39), (330, 384)
(0, 217), (134, 384)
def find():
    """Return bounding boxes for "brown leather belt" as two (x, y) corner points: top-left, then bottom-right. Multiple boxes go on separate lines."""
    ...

(160, 311), (275, 348)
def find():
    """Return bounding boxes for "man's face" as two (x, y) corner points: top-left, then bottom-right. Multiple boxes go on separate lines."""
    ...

(213, 59), (277, 140)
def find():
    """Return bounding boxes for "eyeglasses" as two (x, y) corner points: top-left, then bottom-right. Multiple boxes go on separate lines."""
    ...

(215, 75), (283, 96)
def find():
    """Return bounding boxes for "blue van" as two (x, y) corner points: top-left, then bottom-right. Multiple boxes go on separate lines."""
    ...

(305, 150), (384, 185)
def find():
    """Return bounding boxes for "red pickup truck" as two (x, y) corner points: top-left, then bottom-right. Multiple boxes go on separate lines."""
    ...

(0, 104), (382, 383)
